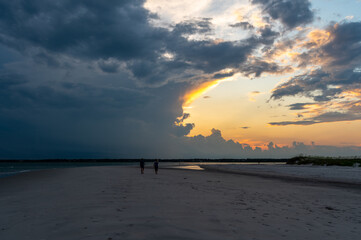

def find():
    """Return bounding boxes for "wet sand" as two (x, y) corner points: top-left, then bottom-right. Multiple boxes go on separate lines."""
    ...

(0, 166), (360, 240)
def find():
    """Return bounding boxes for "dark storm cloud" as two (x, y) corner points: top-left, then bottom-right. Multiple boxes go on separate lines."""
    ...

(137, 22), (281, 85)
(251, 0), (314, 29)
(175, 113), (191, 125)
(173, 123), (195, 137)
(0, 74), (151, 111)
(126, 32), (269, 85)
(33, 52), (62, 68)
(0, 0), (279, 158)
(0, 67), (191, 158)
(167, 36), (256, 74)
(126, 57), (196, 86)
(0, 0), (165, 61)
(0, 72), (27, 89)
(0, 1), (284, 88)
(97, 59), (121, 73)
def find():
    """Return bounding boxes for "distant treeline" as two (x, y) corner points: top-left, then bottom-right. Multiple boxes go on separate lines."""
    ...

(0, 158), (287, 163)
(287, 156), (361, 167)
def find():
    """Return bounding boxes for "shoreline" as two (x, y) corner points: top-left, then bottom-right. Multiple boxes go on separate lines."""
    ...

(2, 162), (361, 186)
(0, 161), (281, 179)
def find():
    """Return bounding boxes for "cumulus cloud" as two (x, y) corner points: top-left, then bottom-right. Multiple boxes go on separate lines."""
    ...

(179, 129), (361, 158)
(251, 0), (314, 29)
(269, 21), (361, 126)
(296, 22), (361, 69)
(240, 58), (292, 77)
(173, 123), (195, 137)
(271, 69), (338, 101)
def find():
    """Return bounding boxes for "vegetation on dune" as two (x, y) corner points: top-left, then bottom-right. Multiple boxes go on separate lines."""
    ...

(287, 156), (361, 167)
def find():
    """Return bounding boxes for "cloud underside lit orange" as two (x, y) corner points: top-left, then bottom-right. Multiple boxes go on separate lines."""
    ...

(182, 78), (228, 107)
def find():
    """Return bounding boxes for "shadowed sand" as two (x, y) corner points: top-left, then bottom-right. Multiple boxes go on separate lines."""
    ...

(202, 164), (361, 185)
(0, 166), (361, 240)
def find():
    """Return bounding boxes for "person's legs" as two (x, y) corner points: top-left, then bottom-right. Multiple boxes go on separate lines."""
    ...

(141, 167), (144, 174)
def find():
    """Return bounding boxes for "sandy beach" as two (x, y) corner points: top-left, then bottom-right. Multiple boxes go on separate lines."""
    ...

(202, 164), (361, 185)
(1, 165), (361, 240)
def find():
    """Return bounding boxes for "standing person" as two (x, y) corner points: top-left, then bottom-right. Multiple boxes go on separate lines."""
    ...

(140, 159), (145, 174)
(153, 159), (159, 174)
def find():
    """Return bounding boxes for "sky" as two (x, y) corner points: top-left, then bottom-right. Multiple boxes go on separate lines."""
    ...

(0, 0), (361, 159)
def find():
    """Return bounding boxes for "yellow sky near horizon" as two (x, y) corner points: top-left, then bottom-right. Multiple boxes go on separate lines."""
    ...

(144, 0), (361, 149)
(182, 75), (361, 149)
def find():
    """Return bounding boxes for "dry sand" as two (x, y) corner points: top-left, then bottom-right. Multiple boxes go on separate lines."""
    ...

(0, 165), (361, 240)
(202, 164), (361, 185)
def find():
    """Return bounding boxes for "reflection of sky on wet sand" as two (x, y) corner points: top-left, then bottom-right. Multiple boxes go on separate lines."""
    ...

(171, 165), (205, 171)
(164, 162), (285, 171)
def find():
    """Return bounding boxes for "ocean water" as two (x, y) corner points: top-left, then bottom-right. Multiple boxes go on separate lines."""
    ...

(0, 162), (137, 178)
(0, 161), (285, 178)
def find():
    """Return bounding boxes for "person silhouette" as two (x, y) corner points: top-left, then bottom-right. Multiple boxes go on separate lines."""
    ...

(153, 159), (159, 174)
(140, 159), (145, 174)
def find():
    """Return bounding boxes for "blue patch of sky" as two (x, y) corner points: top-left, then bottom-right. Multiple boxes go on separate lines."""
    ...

(311, 0), (361, 27)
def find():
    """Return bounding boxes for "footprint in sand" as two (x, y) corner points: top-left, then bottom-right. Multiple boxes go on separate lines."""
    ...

(325, 206), (336, 211)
